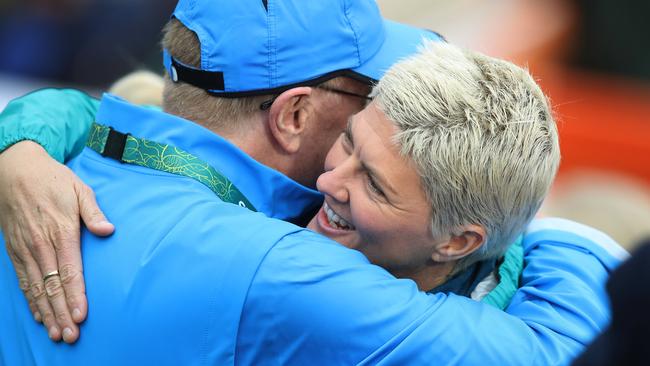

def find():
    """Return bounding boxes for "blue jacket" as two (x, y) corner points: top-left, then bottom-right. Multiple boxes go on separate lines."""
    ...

(0, 94), (626, 365)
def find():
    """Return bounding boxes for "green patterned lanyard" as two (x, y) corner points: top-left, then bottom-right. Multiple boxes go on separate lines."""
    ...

(86, 122), (257, 212)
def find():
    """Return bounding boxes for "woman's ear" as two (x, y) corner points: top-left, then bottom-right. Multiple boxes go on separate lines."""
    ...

(267, 87), (313, 154)
(430, 224), (486, 262)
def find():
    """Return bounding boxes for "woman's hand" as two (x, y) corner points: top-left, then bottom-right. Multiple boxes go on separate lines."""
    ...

(0, 141), (114, 343)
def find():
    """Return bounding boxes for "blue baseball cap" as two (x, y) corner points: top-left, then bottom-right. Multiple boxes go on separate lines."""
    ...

(163, 0), (444, 96)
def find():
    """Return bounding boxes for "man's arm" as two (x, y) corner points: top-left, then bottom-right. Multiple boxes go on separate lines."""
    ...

(238, 224), (622, 365)
(0, 89), (113, 343)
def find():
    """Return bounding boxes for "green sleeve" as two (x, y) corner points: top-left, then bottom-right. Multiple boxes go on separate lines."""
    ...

(0, 88), (100, 163)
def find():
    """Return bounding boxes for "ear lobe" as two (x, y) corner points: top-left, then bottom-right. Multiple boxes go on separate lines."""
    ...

(267, 87), (313, 154)
(430, 224), (486, 262)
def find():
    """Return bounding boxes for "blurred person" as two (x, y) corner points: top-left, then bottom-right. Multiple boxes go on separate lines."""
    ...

(0, 0), (624, 364)
(107, 70), (164, 107)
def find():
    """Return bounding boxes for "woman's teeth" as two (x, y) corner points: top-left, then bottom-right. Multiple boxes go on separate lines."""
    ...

(324, 202), (355, 230)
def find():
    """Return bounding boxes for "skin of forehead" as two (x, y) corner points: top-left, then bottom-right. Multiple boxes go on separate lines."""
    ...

(347, 104), (409, 198)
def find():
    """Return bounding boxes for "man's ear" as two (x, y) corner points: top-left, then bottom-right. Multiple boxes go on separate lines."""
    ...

(430, 224), (486, 262)
(267, 87), (313, 154)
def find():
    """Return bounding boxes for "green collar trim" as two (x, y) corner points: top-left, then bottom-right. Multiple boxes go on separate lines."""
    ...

(87, 122), (257, 211)
(481, 236), (524, 310)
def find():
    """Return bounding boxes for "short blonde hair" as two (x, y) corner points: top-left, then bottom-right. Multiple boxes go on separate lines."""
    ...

(374, 42), (560, 270)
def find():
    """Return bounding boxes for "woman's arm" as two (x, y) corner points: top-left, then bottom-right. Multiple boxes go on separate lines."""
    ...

(0, 89), (113, 344)
(0, 88), (100, 162)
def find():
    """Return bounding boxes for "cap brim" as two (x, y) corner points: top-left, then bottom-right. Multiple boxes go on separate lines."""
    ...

(352, 20), (445, 84)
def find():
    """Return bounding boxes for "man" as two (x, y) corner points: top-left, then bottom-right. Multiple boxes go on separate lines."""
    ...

(0, 0), (624, 364)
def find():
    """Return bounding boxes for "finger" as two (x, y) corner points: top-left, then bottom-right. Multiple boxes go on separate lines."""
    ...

(30, 228), (80, 343)
(16, 260), (41, 322)
(77, 184), (114, 236)
(53, 224), (88, 324)
(5, 244), (41, 322)
(43, 273), (80, 343)
(22, 256), (61, 341)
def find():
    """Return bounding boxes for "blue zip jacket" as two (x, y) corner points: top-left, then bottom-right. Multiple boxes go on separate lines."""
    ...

(0, 94), (626, 365)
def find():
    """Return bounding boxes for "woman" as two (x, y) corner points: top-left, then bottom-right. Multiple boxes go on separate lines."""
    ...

(308, 42), (558, 297)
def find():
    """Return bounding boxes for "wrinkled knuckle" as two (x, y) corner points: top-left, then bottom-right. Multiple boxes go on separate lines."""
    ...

(6, 246), (23, 264)
(44, 278), (64, 298)
(12, 244), (31, 261)
(18, 277), (31, 292)
(59, 264), (81, 285)
(55, 311), (69, 324)
(30, 282), (46, 300)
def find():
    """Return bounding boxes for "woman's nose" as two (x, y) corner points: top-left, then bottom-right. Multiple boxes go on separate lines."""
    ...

(316, 167), (349, 204)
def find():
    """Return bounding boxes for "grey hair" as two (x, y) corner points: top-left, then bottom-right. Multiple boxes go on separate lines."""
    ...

(374, 41), (560, 271)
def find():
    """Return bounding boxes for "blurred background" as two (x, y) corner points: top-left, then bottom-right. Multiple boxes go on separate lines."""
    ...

(0, 0), (648, 250)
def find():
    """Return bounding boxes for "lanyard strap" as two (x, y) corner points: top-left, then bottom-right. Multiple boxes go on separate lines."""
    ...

(86, 122), (257, 212)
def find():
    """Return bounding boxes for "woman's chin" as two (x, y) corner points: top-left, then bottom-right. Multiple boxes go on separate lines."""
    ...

(308, 204), (358, 249)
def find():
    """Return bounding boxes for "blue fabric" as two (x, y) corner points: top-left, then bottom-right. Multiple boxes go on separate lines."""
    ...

(0, 95), (623, 365)
(165, 0), (442, 94)
(237, 217), (623, 365)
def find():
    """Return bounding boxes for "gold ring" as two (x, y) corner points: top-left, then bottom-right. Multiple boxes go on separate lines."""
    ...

(42, 270), (60, 282)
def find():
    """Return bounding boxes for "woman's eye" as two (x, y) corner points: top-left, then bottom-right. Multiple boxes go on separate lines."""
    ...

(367, 174), (385, 197)
(341, 135), (352, 154)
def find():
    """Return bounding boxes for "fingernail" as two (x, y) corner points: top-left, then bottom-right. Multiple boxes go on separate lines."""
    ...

(34, 312), (42, 323)
(48, 326), (59, 340)
(63, 328), (73, 341)
(72, 308), (81, 320)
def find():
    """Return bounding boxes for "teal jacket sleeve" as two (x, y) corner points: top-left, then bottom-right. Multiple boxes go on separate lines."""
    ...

(238, 218), (625, 365)
(0, 88), (99, 163)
